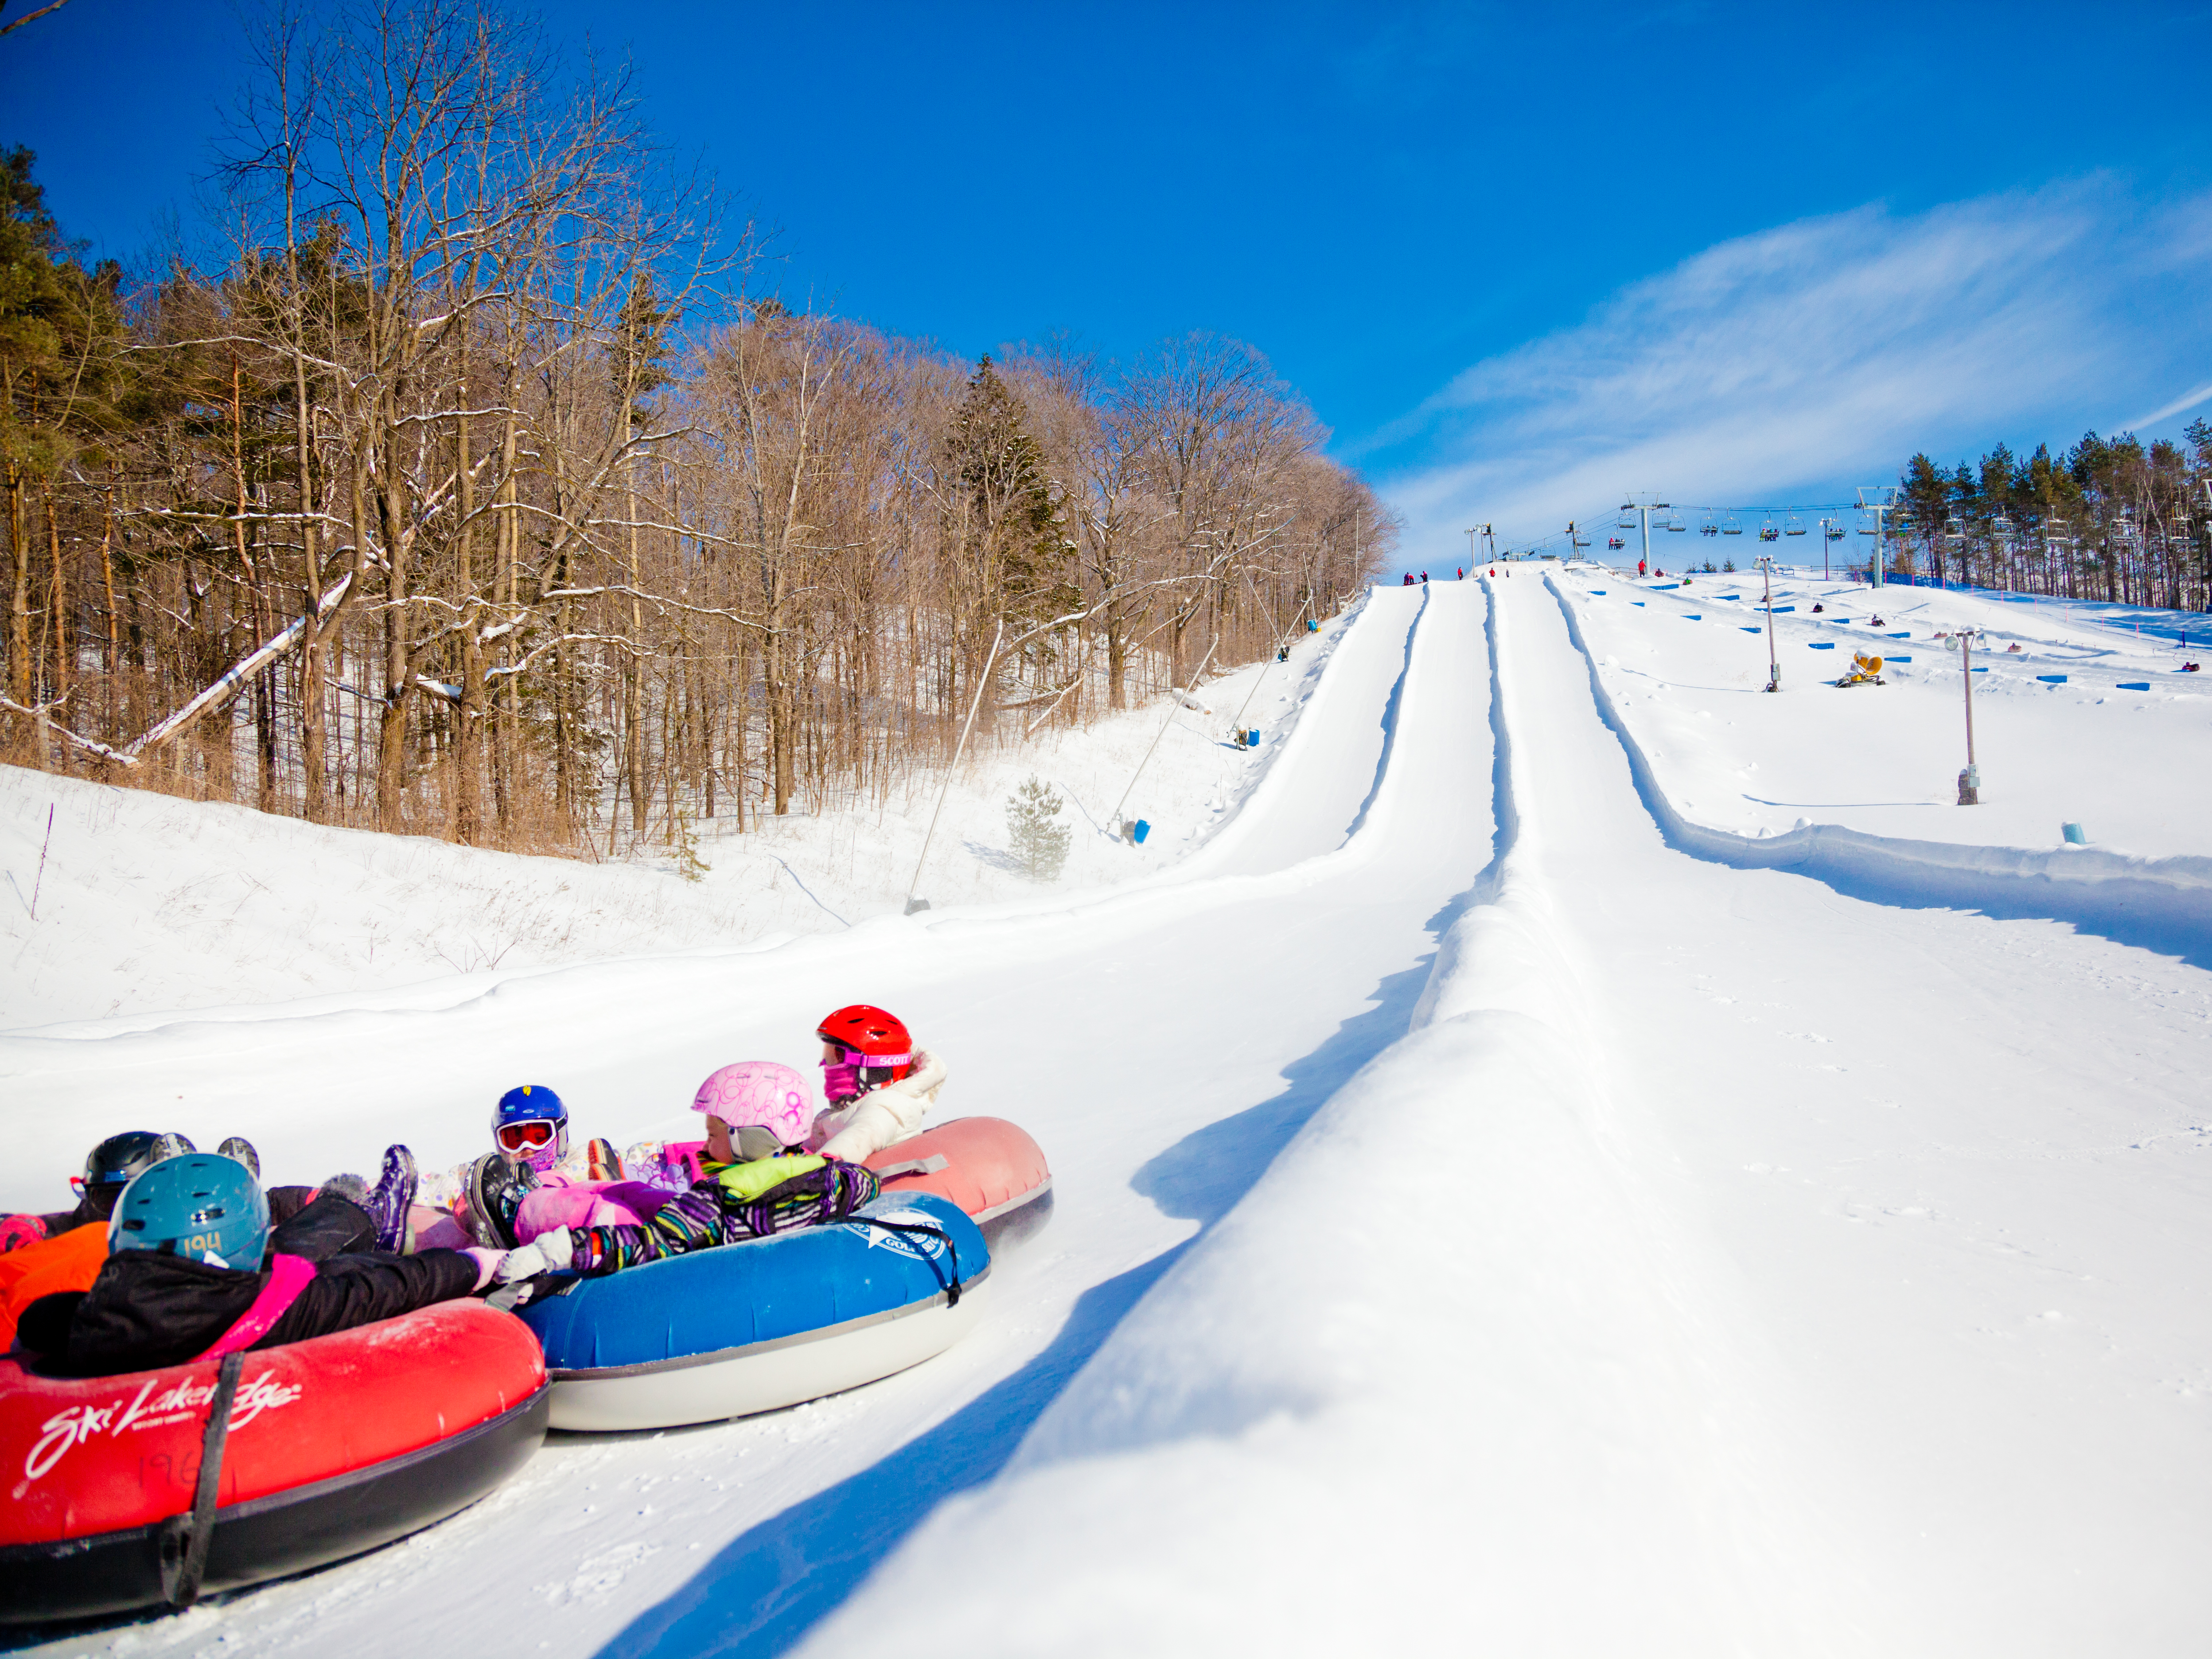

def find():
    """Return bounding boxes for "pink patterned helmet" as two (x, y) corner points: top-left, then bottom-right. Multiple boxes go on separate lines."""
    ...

(690, 1061), (813, 1146)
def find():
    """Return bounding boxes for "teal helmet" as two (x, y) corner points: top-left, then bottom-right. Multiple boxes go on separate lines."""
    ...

(109, 1153), (271, 1270)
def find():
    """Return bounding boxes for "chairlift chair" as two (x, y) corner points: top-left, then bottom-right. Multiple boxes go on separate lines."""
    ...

(1824, 524), (1846, 541)
(1784, 514), (1806, 537)
(1665, 514), (1686, 532)
(1616, 510), (1636, 529)
(1699, 516), (1718, 536)
(1758, 519), (1780, 543)
(1721, 515), (1743, 536)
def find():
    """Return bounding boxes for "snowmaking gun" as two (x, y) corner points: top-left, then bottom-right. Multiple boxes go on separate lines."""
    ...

(1834, 651), (1886, 688)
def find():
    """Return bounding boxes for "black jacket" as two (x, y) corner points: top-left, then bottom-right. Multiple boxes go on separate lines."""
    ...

(16, 1193), (479, 1378)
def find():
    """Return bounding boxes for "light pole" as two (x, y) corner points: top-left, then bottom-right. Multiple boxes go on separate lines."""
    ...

(1956, 627), (1980, 804)
(1858, 486), (1899, 588)
(1758, 555), (1781, 692)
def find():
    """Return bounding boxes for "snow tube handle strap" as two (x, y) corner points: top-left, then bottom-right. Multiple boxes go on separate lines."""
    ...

(195, 1252), (317, 1363)
(159, 1348), (245, 1608)
(874, 1154), (950, 1181)
(845, 1216), (962, 1308)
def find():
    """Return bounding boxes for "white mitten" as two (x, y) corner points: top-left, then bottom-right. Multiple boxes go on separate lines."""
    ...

(496, 1227), (574, 1281)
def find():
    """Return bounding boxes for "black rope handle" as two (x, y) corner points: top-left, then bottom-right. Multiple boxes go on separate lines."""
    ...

(845, 1216), (962, 1307)
(160, 1349), (245, 1607)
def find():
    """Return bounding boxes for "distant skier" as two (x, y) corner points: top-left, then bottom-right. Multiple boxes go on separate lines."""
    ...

(1420, 571), (1429, 584)
(1402, 572), (1414, 585)
(1456, 567), (1464, 580)
(1637, 559), (1647, 576)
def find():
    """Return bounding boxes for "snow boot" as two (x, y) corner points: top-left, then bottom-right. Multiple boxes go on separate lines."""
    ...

(216, 1136), (261, 1180)
(367, 1144), (418, 1253)
(466, 1153), (534, 1250)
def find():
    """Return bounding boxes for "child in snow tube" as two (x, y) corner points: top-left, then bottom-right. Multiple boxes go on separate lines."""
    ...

(809, 1004), (948, 1163)
(0, 1132), (338, 1347)
(409, 1084), (632, 1250)
(487, 1060), (880, 1281)
(13, 1150), (546, 1378)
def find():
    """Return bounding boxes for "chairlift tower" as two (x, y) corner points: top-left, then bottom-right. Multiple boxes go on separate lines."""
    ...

(1621, 492), (1671, 573)
(1857, 486), (1900, 588)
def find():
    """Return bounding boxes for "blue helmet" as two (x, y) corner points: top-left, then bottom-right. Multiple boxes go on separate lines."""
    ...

(491, 1084), (569, 1172)
(109, 1153), (271, 1270)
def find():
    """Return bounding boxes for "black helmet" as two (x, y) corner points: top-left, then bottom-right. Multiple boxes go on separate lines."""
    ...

(75, 1131), (194, 1220)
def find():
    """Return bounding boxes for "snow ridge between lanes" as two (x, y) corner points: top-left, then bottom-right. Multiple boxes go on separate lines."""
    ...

(792, 580), (1864, 1658)
(1544, 572), (2212, 968)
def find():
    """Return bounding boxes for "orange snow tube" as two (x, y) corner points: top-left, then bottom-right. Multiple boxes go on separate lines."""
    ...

(0, 1223), (109, 1350)
(866, 1116), (1053, 1251)
(0, 1300), (548, 1622)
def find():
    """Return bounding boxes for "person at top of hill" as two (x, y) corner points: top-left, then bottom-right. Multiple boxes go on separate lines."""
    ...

(1401, 572), (1414, 585)
(1420, 571), (1429, 583)
(13, 1148), (530, 1378)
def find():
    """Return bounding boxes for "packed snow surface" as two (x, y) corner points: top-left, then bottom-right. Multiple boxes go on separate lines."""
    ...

(4, 572), (2209, 1657)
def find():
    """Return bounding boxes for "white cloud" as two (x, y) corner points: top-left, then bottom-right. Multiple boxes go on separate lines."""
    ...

(1373, 181), (2212, 548)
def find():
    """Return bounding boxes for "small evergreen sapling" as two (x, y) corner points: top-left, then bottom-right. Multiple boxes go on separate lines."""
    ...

(1006, 775), (1072, 881)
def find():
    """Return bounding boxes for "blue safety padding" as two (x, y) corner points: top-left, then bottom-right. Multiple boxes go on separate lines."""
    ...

(1808, 642), (1836, 650)
(1888, 631), (1910, 638)
(1589, 589), (1607, 595)
(2118, 682), (2150, 690)
(1632, 601), (1645, 607)
(1682, 615), (1702, 620)
(1771, 605), (1795, 612)
(2036, 674), (2068, 684)
(1972, 666), (1988, 672)
(521, 1193), (987, 1372)
(1888, 655), (1912, 661)
(1740, 627), (1761, 633)
(1720, 595), (1741, 600)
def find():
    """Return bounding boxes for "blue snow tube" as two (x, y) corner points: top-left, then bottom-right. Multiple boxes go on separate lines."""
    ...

(520, 1193), (989, 1431)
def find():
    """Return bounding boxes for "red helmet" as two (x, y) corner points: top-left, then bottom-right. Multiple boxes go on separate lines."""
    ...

(816, 1004), (913, 1081)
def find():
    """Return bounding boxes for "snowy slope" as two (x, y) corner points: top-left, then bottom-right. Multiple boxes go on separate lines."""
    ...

(10, 573), (2212, 1658)
(0, 603), (1355, 1032)
(795, 576), (2212, 1658)
(1554, 565), (2212, 856)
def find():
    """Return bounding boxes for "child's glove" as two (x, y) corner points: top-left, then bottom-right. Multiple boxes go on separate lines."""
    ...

(496, 1227), (575, 1282)
(0, 1214), (47, 1254)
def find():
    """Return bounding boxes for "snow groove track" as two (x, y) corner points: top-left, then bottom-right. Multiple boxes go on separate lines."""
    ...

(790, 579), (1859, 1658)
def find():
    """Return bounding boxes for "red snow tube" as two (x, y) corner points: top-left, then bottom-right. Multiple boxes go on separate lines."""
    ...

(866, 1117), (1053, 1251)
(0, 1300), (548, 1624)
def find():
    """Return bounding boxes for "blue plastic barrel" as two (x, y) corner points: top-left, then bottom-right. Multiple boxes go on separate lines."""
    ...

(1246, 729), (1260, 746)
(1306, 619), (1317, 631)
(1132, 819), (1151, 845)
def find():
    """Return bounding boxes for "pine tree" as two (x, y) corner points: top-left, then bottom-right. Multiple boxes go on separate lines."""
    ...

(1005, 774), (1071, 882)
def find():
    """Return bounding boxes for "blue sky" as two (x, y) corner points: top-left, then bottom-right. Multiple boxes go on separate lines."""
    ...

(7, 0), (2212, 551)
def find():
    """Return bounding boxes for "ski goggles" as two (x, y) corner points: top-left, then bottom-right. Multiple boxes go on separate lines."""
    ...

(824, 1046), (911, 1069)
(495, 1119), (561, 1152)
